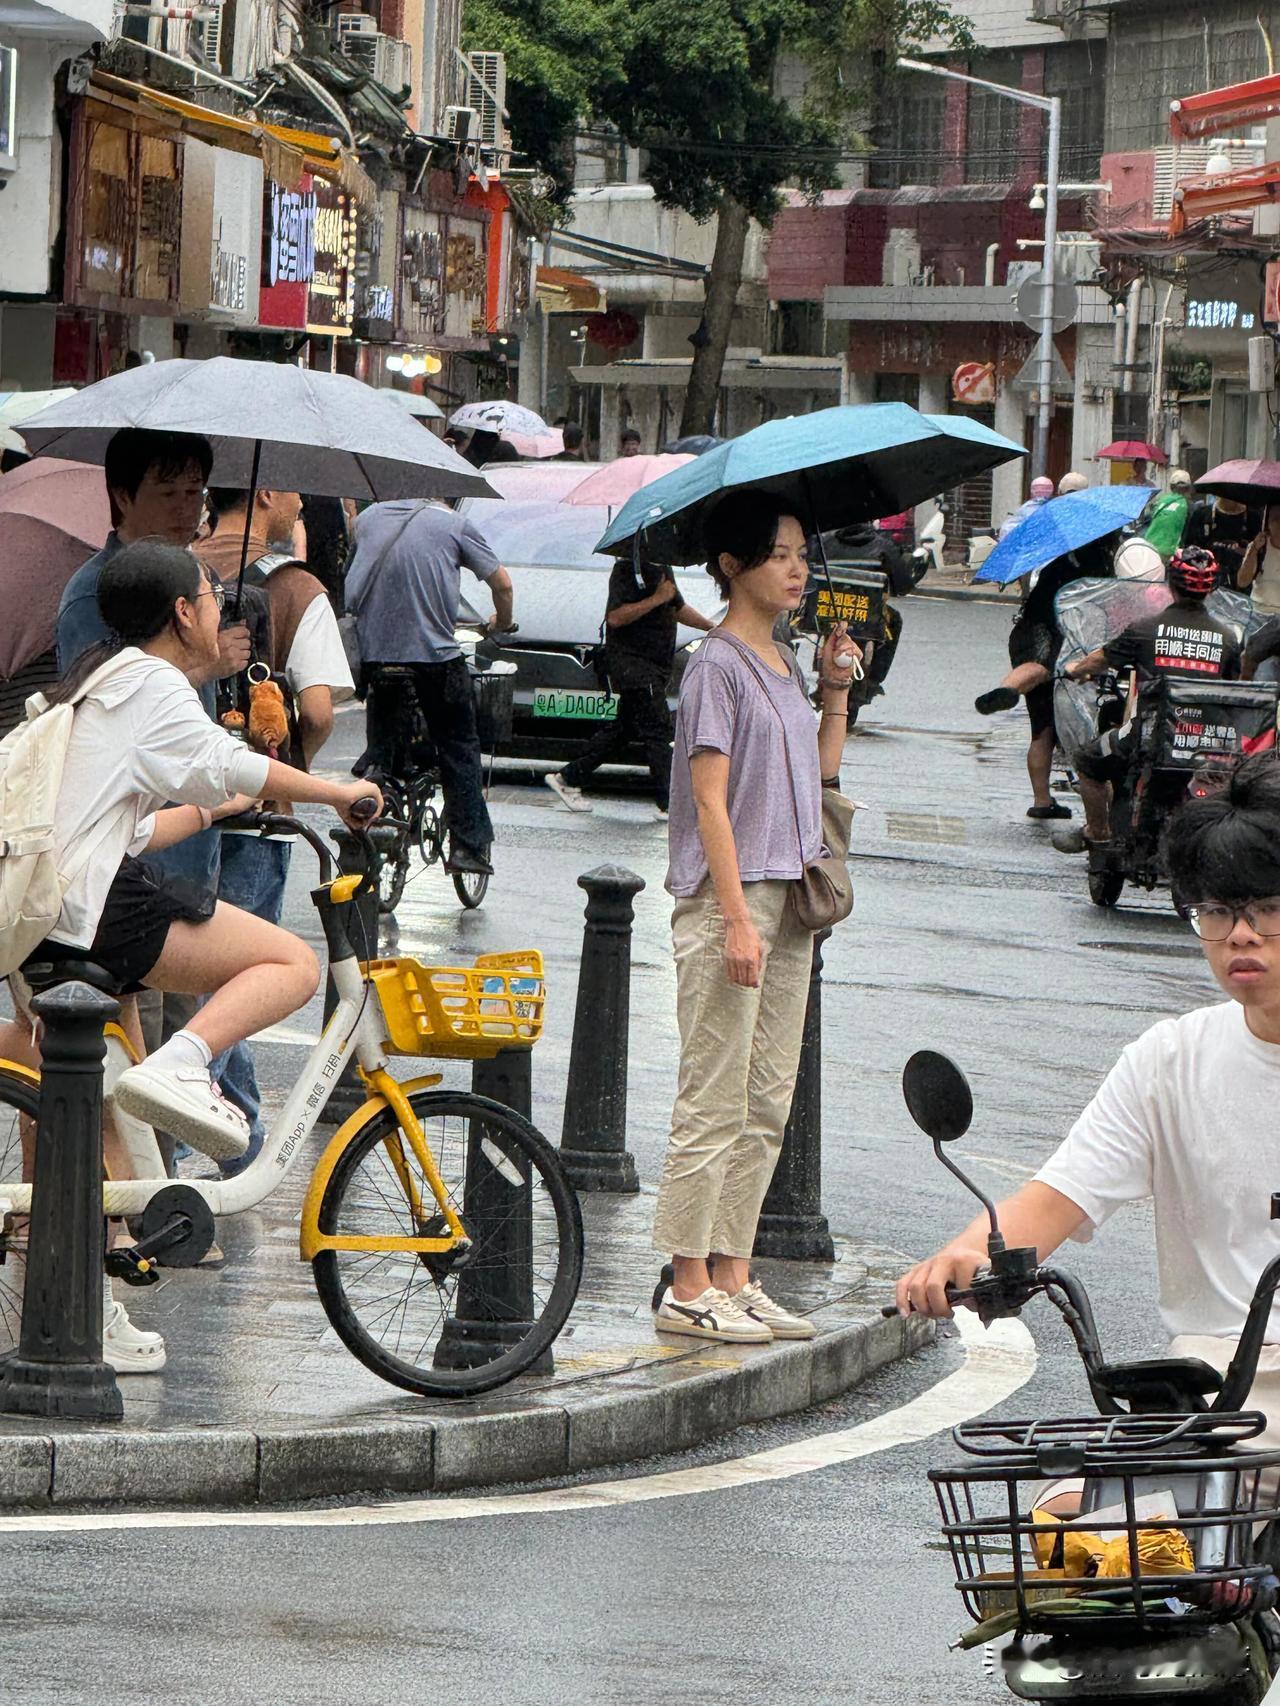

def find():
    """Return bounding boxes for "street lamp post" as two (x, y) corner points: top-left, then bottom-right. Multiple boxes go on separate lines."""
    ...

(897, 58), (1062, 482)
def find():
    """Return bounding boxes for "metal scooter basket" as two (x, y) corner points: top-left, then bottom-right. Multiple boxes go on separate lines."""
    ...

(930, 1412), (1280, 1633)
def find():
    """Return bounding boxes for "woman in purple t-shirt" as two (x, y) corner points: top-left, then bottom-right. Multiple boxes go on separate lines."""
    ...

(652, 491), (859, 1343)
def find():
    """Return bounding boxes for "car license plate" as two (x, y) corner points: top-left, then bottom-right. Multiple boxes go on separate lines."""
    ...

(532, 688), (617, 720)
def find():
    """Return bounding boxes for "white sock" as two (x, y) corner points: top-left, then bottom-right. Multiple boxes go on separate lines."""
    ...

(146, 1029), (213, 1075)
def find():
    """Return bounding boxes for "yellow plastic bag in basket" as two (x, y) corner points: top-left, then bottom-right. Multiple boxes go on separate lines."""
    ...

(1096, 1526), (1195, 1579)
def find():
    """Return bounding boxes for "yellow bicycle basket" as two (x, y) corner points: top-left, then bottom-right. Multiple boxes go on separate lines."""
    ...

(367, 951), (545, 1059)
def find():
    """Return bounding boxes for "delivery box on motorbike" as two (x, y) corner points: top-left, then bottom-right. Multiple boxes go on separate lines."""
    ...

(805, 563), (888, 643)
(1147, 678), (1279, 769)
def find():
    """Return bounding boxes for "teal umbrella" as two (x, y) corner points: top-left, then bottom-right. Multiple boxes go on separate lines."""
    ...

(594, 404), (1025, 564)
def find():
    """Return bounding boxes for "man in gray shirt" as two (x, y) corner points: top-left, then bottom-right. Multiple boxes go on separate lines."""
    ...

(345, 500), (514, 874)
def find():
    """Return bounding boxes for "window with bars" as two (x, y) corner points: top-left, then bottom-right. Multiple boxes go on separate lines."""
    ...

(965, 51), (1024, 182)
(1046, 40), (1107, 181)
(869, 81), (946, 188)
(1105, 17), (1267, 154)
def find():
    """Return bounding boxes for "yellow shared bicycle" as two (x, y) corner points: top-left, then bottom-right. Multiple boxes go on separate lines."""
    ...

(2, 812), (583, 1399)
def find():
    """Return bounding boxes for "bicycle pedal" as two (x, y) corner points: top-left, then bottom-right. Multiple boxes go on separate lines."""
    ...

(105, 1248), (160, 1287)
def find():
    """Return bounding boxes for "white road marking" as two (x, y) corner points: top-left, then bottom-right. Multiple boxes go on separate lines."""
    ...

(0, 1312), (1034, 1535)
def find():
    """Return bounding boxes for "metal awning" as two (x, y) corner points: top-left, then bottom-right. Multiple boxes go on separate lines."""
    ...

(1170, 72), (1280, 142)
(1172, 159), (1280, 233)
(570, 354), (843, 391)
(534, 266), (605, 313)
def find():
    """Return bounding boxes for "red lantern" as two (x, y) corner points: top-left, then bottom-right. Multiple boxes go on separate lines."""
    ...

(585, 309), (640, 352)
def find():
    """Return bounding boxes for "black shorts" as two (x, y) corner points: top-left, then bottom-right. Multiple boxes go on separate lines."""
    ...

(26, 856), (216, 993)
(1008, 615), (1059, 672)
(1026, 680), (1056, 739)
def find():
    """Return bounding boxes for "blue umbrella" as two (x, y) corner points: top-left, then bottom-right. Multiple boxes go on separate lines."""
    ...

(594, 404), (1025, 564)
(973, 486), (1153, 585)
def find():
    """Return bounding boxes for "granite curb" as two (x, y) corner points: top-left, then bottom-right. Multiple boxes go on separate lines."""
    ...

(0, 1308), (935, 1510)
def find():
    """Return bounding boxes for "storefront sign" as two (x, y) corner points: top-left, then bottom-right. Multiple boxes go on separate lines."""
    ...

(180, 142), (262, 324)
(72, 107), (182, 308)
(401, 208), (444, 337)
(308, 185), (358, 335)
(1185, 296), (1255, 332)
(259, 175), (316, 330)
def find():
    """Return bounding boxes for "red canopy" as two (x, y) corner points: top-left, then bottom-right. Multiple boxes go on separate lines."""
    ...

(1095, 441), (1168, 465)
(1170, 72), (1280, 141)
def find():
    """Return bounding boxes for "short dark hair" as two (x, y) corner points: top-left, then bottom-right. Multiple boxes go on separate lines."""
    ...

(103, 429), (213, 526)
(562, 422), (584, 451)
(1163, 753), (1280, 908)
(702, 491), (798, 597)
(621, 427), (641, 444)
(207, 487), (251, 516)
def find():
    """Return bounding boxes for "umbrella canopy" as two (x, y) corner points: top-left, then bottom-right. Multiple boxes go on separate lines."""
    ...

(19, 358), (493, 501)
(594, 404), (1026, 564)
(0, 428), (25, 455)
(1095, 439), (1168, 464)
(661, 434), (723, 456)
(0, 460), (111, 678)
(1194, 459), (1280, 506)
(375, 388), (445, 422)
(0, 389), (77, 430)
(973, 486), (1153, 585)
(450, 400), (552, 439)
(562, 453), (694, 509)
(501, 427), (564, 459)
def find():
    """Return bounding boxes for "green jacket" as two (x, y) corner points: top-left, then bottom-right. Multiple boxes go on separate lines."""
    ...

(1144, 492), (1189, 560)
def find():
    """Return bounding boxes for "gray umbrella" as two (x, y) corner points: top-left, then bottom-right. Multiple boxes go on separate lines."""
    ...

(19, 357), (491, 501)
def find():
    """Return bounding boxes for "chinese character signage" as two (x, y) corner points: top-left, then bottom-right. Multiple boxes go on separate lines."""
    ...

(308, 185), (358, 335)
(72, 108), (182, 308)
(259, 175), (316, 329)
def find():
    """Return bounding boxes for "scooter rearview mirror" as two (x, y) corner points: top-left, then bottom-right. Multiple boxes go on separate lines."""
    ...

(902, 1050), (973, 1144)
(903, 1050), (1005, 1254)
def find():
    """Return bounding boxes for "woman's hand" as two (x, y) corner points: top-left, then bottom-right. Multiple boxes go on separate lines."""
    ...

(818, 621), (862, 690)
(335, 779), (384, 830)
(724, 916), (764, 988)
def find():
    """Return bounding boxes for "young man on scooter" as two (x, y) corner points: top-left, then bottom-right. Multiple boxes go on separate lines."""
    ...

(896, 751), (1280, 1445)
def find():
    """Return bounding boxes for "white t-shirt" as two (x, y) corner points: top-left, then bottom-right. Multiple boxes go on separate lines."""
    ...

(1036, 1001), (1280, 1343)
(284, 596), (355, 701)
(50, 650), (270, 948)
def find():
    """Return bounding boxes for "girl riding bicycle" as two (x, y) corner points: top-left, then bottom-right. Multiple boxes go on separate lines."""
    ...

(14, 539), (380, 1160)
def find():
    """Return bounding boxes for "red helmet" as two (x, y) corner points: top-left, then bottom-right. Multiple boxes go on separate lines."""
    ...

(1167, 545), (1222, 599)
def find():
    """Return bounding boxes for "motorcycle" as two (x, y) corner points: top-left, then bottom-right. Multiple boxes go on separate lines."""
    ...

(791, 525), (930, 719)
(1052, 578), (1279, 908)
(895, 1048), (1280, 1704)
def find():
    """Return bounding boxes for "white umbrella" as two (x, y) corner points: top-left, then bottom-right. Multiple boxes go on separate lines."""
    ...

(376, 388), (445, 422)
(0, 389), (77, 430)
(449, 400), (552, 438)
(20, 358), (491, 502)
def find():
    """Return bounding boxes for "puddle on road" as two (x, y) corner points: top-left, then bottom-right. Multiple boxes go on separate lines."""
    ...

(884, 811), (968, 845)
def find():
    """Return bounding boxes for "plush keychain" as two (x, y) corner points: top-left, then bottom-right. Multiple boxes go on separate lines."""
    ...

(246, 663), (290, 759)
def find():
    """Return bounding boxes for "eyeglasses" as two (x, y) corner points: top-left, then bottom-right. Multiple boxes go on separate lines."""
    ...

(1179, 898), (1280, 940)
(202, 578), (226, 613)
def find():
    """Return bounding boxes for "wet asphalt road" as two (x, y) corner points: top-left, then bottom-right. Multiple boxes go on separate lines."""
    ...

(0, 594), (1223, 1704)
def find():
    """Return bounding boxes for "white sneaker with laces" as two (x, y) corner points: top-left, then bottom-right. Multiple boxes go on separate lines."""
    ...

(654, 1285), (772, 1344)
(732, 1279), (817, 1340)
(112, 1063), (249, 1162)
(545, 772), (593, 813)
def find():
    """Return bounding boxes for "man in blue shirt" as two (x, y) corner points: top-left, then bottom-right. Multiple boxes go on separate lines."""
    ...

(346, 499), (513, 874)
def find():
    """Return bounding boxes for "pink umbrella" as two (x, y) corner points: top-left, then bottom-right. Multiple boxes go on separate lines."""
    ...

(1095, 440), (1168, 465)
(562, 453), (694, 508)
(501, 428), (564, 459)
(0, 460), (110, 678)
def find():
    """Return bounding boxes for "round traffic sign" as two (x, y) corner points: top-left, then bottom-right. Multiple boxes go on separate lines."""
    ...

(1016, 271), (1079, 335)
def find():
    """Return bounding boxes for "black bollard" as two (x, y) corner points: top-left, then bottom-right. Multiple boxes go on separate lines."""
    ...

(319, 824), (386, 1124)
(558, 864), (646, 1192)
(433, 1047), (552, 1375)
(753, 929), (836, 1263)
(0, 982), (123, 1420)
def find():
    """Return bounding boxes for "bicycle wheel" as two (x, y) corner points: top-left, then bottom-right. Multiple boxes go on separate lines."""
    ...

(416, 798), (443, 868)
(452, 868), (489, 909)
(311, 1089), (583, 1398)
(0, 1067), (40, 1351)
(377, 781), (411, 915)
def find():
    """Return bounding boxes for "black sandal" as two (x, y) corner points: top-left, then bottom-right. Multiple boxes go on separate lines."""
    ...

(1027, 803), (1072, 820)
(975, 687), (1019, 715)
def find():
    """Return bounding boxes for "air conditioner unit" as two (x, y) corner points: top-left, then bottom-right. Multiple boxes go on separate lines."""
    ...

(335, 10), (376, 45)
(444, 105), (479, 144)
(336, 19), (412, 93)
(463, 50), (507, 150)
(1153, 142), (1266, 220)
(194, 0), (223, 68)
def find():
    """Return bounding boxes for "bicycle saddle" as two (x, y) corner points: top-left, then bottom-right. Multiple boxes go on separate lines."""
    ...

(1093, 1356), (1224, 1412)
(20, 959), (126, 998)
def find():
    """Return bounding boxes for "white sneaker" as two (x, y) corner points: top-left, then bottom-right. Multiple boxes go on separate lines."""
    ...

(732, 1279), (817, 1340)
(545, 772), (593, 813)
(113, 1063), (249, 1162)
(654, 1285), (772, 1344)
(103, 1299), (166, 1373)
